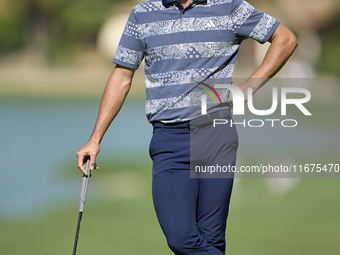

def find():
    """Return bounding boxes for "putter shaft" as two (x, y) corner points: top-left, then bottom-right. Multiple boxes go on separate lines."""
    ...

(73, 159), (90, 255)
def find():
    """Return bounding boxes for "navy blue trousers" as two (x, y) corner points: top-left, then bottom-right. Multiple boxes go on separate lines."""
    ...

(149, 121), (238, 255)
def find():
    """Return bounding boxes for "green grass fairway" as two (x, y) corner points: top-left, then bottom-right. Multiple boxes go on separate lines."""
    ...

(1, 158), (339, 255)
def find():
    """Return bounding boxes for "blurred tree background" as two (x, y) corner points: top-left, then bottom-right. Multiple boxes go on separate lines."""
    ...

(0, 0), (125, 62)
(0, 0), (339, 74)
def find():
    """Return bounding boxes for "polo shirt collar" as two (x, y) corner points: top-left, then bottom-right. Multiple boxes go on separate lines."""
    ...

(162, 0), (207, 8)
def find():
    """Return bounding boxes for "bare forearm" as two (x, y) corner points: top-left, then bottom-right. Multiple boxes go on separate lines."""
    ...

(245, 24), (298, 92)
(76, 65), (134, 174)
(90, 66), (133, 144)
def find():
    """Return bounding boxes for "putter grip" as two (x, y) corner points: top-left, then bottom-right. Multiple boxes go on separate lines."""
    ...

(79, 159), (90, 212)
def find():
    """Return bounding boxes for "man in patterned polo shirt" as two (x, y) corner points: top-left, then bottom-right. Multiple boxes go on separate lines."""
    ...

(77, 0), (297, 254)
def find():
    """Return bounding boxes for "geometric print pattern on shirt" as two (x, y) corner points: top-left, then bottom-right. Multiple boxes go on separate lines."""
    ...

(134, 0), (235, 13)
(112, 0), (280, 123)
(145, 65), (235, 88)
(123, 2), (255, 40)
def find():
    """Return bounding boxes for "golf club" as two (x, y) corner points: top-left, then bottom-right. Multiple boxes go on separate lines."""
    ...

(72, 157), (91, 255)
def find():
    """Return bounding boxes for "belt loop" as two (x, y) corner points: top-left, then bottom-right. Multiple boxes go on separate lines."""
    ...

(161, 123), (164, 132)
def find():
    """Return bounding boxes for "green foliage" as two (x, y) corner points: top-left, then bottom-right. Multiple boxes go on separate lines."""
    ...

(57, 0), (114, 43)
(0, 15), (25, 52)
(317, 18), (340, 76)
(0, 0), (130, 60)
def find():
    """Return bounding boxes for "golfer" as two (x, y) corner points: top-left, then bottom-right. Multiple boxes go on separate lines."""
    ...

(76, 0), (297, 254)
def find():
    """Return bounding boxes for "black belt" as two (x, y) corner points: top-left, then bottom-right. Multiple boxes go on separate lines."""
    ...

(152, 121), (190, 129)
(152, 109), (231, 129)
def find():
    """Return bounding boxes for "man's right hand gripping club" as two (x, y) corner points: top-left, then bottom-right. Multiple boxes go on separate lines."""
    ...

(75, 65), (135, 176)
(76, 141), (100, 176)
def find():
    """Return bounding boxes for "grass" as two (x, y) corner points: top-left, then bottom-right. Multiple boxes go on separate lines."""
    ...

(1, 157), (339, 255)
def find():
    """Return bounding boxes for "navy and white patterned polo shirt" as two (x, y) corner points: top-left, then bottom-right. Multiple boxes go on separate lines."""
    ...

(112, 0), (280, 123)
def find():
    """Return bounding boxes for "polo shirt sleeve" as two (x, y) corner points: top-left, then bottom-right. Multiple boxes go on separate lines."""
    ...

(112, 9), (145, 69)
(230, 0), (280, 44)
